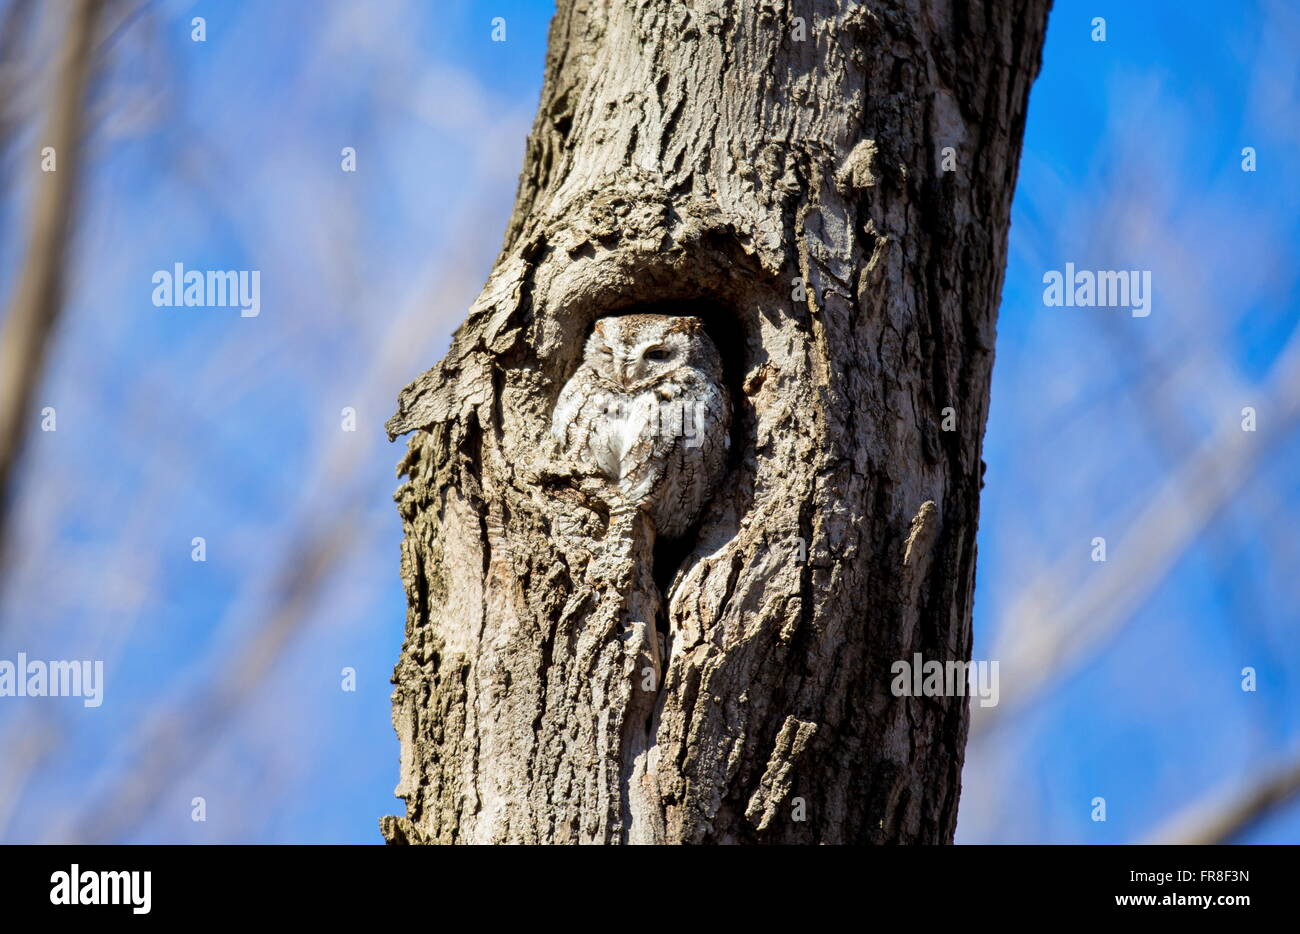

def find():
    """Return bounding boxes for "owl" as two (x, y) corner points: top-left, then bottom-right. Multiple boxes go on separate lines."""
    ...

(551, 314), (731, 539)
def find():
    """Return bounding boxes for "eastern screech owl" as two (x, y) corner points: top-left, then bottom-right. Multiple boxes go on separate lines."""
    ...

(551, 314), (731, 539)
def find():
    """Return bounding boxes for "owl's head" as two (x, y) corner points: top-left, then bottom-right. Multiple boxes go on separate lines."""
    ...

(585, 314), (720, 390)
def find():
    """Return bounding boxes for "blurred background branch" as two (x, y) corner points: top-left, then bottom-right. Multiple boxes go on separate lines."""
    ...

(1149, 752), (1300, 844)
(973, 318), (1300, 739)
(0, 0), (104, 599)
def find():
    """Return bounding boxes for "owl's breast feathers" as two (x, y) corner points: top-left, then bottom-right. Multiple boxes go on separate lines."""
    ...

(552, 362), (730, 539)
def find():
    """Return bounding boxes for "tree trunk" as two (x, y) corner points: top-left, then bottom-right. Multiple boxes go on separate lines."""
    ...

(382, 0), (1049, 845)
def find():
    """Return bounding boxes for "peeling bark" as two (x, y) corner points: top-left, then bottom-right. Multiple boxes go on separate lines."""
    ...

(382, 0), (1049, 845)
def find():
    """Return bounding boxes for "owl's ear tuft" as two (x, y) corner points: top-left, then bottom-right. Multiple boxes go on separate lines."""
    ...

(588, 318), (612, 350)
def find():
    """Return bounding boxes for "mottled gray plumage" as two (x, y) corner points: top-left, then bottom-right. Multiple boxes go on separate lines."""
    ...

(552, 314), (730, 538)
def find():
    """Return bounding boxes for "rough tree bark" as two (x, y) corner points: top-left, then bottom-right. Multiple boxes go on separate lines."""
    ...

(382, 0), (1049, 844)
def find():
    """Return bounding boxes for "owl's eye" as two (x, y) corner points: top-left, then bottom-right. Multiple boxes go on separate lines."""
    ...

(644, 347), (671, 362)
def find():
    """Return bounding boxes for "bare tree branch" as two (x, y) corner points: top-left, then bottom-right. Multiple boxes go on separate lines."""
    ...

(1148, 753), (1300, 844)
(49, 209), (499, 843)
(972, 320), (1300, 738)
(0, 0), (104, 598)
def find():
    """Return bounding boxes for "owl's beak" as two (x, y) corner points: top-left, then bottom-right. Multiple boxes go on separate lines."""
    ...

(618, 356), (635, 390)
